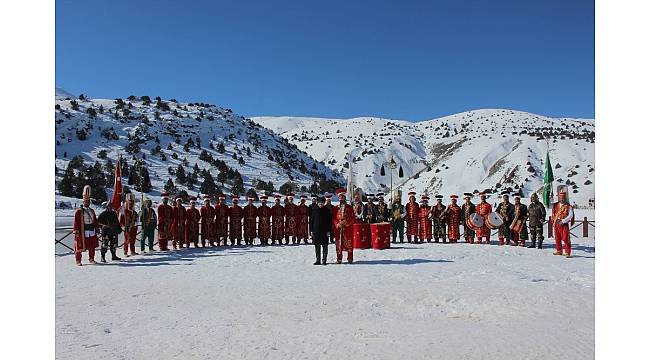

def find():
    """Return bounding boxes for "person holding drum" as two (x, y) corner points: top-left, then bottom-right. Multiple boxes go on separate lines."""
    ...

(510, 194), (529, 247)
(446, 195), (462, 243)
(526, 193), (547, 249)
(311, 196), (332, 265)
(460, 193), (476, 243)
(495, 192), (515, 246)
(475, 192), (493, 244)
(405, 191), (419, 243)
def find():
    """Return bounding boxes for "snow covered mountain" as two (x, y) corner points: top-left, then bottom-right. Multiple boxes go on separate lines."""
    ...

(253, 110), (595, 204)
(55, 89), (342, 201)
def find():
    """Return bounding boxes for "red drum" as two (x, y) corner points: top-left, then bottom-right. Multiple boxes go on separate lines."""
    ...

(370, 222), (391, 250)
(486, 212), (504, 230)
(467, 213), (484, 231)
(353, 223), (372, 249)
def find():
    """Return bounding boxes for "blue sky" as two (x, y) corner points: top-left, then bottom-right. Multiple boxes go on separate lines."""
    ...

(56, 0), (594, 120)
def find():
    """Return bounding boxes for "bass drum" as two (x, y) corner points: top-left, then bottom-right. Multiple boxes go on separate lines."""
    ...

(467, 213), (484, 231)
(486, 212), (504, 230)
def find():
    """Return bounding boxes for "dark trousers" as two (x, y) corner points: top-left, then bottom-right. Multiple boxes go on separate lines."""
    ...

(101, 234), (118, 259)
(314, 244), (328, 263)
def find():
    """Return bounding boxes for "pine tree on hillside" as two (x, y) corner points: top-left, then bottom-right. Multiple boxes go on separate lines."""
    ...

(141, 167), (152, 193)
(164, 178), (176, 194)
(200, 171), (218, 197)
(176, 164), (186, 185)
(217, 142), (225, 154)
(217, 170), (227, 187)
(57, 167), (75, 197)
(231, 175), (244, 195)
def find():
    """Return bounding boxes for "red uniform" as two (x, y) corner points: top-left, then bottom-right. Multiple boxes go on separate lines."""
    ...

(257, 203), (272, 244)
(157, 203), (173, 250)
(446, 203), (462, 242)
(73, 206), (99, 264)
(552, 202), (574, 256)
(406, 201), (419, 240)
(296, 203), (310, 243)
(120, 208), (138, 256)
(185, 207), (200, 247)
(243, 203), (258, 245)
(334, 203), (355, 263)
(284, 203), (298, 241)
(171, 204), (187, 249)
(417, 205), (432, 242)
(214, 203), (229, 245)
(229, 204), (243, 245)
(200, 205), (215, 246)
(271, 203), (285, 244)
(476, 202), (492, 243)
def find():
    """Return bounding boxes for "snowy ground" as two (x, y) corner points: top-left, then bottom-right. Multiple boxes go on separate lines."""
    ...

(56, 228), (594, 359)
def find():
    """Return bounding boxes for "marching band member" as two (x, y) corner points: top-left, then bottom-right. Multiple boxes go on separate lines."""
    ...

(243, 196), (258, 246)
(73, 185), (99, 266)
(373, 192), (390, 223)
(405, 191), (419, 243)
(432, 195), (447, 243)
(496, 192), (515, 246)
(446, 195), (462, 243)
(363, 194), (376, 224)
(140, 198), (157, 252)
(215, 194), (229, 246)
(200, 195), (214, 247)
(257, 195), (272, 246)
(185, 197), (201, 248)
(417, 195), (432, 243)
(552, 187), (575, 258)
(229, 195), (243, 246)
(391, 194), (406, 243)
(511, 194), (528, 247)
(156, 193), (173, 251)
(526, 193), (547, 249)
(296, 194), (310, 244)
(271, 194), (285, 245)
(460, 193), (476, 243)
(171, 196), (186, 249)
(352, 192), (365, 222)
(325, 193), (336, 244)
(475, 192), (492, 244)
(284, 193), (298, 245)
(334, 189), (355, 264)
(120, 193), (138, 257)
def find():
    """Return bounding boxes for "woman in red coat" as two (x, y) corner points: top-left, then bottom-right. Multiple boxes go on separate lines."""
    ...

(296, 195), (310, 244)
(214, 195), (229, 246)
(271, 195), (285, 245)
(257, 195), (272, 245)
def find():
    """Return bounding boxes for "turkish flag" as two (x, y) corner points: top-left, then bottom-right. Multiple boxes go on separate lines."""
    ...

(111, 156), (123, 210)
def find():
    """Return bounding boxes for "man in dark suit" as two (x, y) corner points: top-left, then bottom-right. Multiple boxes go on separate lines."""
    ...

(311, 196), (332, 265)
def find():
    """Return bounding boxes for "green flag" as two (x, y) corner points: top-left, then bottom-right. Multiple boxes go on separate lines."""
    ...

(543, 151), (554, 208)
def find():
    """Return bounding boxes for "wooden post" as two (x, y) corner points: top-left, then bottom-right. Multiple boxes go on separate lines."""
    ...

(583, 217), (588, 238)
(548, 216), (553, 238)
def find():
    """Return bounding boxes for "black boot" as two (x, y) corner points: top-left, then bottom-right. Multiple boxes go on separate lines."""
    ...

(313, 260), (321, 265)
(100, 250), (107, 263)
(110, 248), (121, 261)
(527, 241), (536, 248)
(537, 241), (543, 249)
